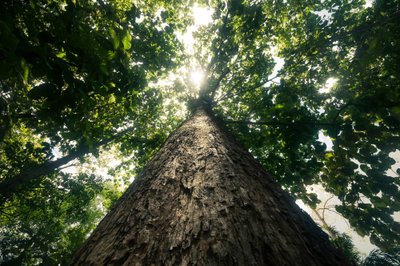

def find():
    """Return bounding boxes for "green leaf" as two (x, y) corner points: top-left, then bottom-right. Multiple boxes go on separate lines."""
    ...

(122, 30), (132, 50)
(109, 28), (120, 50)
(108, 94), (116, 104)
(20, 58), (29, 83)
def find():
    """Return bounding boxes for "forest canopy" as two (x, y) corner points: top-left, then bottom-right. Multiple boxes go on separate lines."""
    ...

(0, 0), (399, 264)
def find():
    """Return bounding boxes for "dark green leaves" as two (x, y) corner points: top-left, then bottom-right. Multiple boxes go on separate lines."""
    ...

(207, 0), (400, 251)
(0, 0), (188, 263)
(28, 83), (59, 100)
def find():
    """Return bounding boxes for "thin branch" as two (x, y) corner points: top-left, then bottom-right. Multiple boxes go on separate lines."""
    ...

(224, 119), (336, 128)
(332, 101), (353, 124)
(214, 75), (247, 103)
(215, 9), (400, 106)
(205, 9), (230, 77)
(322, 195), (335, 221)
(208, 67), (231, 100)
(389, 168), (399, 177)
(312, 208), (327, 226)
(0, 124), (142, 204)
(215, 73), (280, 103)
(57, 163), (78, 171)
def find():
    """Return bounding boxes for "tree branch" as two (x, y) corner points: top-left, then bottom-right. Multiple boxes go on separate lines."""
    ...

(332, 101), (353, 124)
(208, 67), (230, 100)
(0, 125), (141, 204)
(224, 119), (336, 128)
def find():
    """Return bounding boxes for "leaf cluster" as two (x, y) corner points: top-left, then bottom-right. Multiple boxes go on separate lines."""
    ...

(204, 0), (400, 251)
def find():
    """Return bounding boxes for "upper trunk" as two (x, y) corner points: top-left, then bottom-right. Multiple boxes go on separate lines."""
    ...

(70, 107), (349, 265)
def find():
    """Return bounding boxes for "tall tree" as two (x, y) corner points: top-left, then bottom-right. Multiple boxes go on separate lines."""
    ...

(1, 0), (399, 263)
(71, 105), (349, 265)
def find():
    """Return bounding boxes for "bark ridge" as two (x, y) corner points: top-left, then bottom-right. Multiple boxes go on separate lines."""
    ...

(70, 108), (348, 265)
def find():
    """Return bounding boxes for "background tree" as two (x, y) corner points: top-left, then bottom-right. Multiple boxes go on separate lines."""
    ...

(1, 0), (399, 264)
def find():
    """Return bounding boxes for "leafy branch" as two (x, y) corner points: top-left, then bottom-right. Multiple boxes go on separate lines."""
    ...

(0, 125), (146, 204)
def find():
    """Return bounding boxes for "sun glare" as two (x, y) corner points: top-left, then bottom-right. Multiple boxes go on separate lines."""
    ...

(190, 69), (205, 87)
(192, 5), (213, 26)
(176, 5), (213, 53)
(319, 77), (337, 93)
(173, 5), (212, 90)
(365, 0), (373, 8)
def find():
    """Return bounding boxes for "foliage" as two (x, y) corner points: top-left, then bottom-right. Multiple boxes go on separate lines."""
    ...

(0, 172), (111, 265)
(202, 0), (400, 251)
(1, 0), (400, 263)
(0, 0), (189, 264)
(326, 226), (362, 265)
(362, 249), (400, 266)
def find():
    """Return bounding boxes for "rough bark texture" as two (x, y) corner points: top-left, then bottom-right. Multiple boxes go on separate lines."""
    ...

(70, 107), (349, 265)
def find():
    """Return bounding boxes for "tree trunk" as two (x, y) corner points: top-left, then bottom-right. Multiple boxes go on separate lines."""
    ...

(70, 107), (349, 265)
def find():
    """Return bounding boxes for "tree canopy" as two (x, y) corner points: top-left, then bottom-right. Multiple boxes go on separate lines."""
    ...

(0, 0), (399, 264)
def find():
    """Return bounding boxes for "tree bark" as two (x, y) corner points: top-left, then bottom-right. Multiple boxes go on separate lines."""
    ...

(70, 107), (349, 265)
